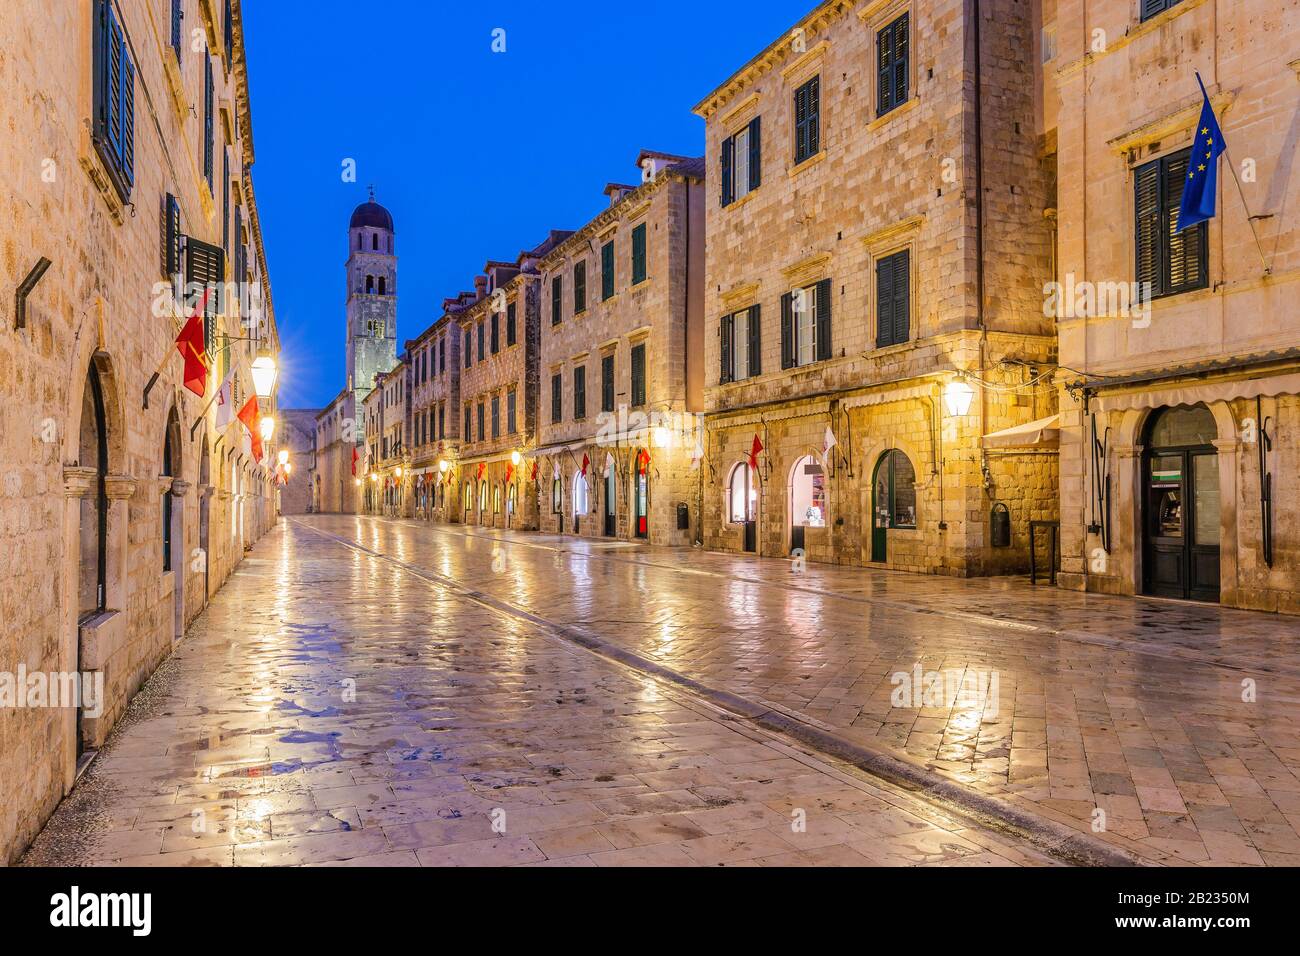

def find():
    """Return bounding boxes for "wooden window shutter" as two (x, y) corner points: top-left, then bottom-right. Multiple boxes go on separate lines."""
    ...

(1133, 159), (1161, 295)
(574, 261), (586, 312)
(794, 84), (808, 162)
(1164, 149), (1206, 295)
(807, 77), (820, 156)
(1140, 0), (1169, 22)
(721, 134), (734, 207)
(601, 354), (614, 412)
(876, 255), (895, 348)
(747, 304), (762, 377)
(719, 313), (733, 384)
(551, 275), (562, 324)
(894, 15), (909, 108)
(204, 57), (214, 187)
(120, 48), (136, 186)
(815, 278), (832, 361)
(748, 117), (761, 191)
(632, 223), (647, 285)
(171, 0), (183, 58)
(892, 251), (910, 345)
(185, 237), (224, 358)
(163, 193), (181, 276)
(507, 301), (517, 345)
(602, 241), (615, 299)
(780, 292), (795, 369)
(631, 343), (646, 406)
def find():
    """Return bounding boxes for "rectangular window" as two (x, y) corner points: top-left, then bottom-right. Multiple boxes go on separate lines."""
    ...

(781, 280), (831, 369)
(601, 354), (615, 413)
(721, 117), (761, 206)
(222, 152), (230, 252)
(506, 302), (517, 346)
(876, 250), (911, 348)
(794, 76), (820, 165)
(507, 389), (517, 434)
(601, 241), (615, 300)
(631, 223), (647, 285)
(574, 261), (587, 313)
(877, 13), (910, 117)
(552, 275), (563, 325)
(720, 306), (761, 383)
(491, 395), (500, 439)
(185, 237), (224, 361)
(440, 337), (446, 373)
(490, 313), (500, 354)
(477, 321), (485, 362)
(551, 373), (562, 424)
(438, 405), (445, 440)
(92, 0), (137, 201)
(464, 405), (472, 439)
(464, 329), (472, 367)
(574, 366), (587, 420)
(630, 343), (646, 407)
(476, 402), (485, 442)
(1141, 0), (1184, 22)
(1135, 148), (1208, 299)
(170, 0), (182, 60)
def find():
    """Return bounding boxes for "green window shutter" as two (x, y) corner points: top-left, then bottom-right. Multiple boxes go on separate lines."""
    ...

(747, 304), (762, 376)
(601, 354), (614, 412)
(171, 0), (183, 58)
(815, 278), (832, 361)
(719, 313), (733, 384)
(507, 301), (517, 346)
(551, 373), (562, 423)
(878, 14), (910, 116)
(552, 275), (562, 324)
(185, 237), (224, 359)
(602, 241), (615, 300)
(892, 252), (910, 345)
(574, 262), (586, 312)
(780, 292), (795, 369)
(748, 117), (761, 191)
(632, 223), (647, 285)
(721, 134), (734, 206)
(574, 366), (586, 419)
(631, 343), (646, 406)
(1134, 159), (1162, 295)
(491, 313), (499, 353)
(204, 57), (214, 188)
(1164, 149), (1207, 295)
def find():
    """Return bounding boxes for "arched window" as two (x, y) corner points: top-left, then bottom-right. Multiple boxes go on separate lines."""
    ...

(358, 233), (363, 250)
(875, 450), (917, 529)
(378, 276), (386, 295)
(728, 462), (757, 523)
(365, 275), (375, 294)
(507, 484), (517, 518)
(464, 481), (473, 514)
(78, 363), (109, 619)
(493, 484), (502, 515)
(372, 233), (379, 251)
(790, 454), (827, 528)
(479, 480), (488, 514)
(1147, 404), (1217, 448)
(552, 475), (563, 513)
(573, 471), (589, 515)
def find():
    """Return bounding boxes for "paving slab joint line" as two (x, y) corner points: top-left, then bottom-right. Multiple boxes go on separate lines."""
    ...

(293, 519), (1155, 869)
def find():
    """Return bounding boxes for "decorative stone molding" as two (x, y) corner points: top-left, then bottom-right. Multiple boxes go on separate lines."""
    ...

(199, 483), (216, 499)
(170, 479), (192, 498)
(720, 282), (761, 310)
(62, 466), (97, 499)
(103, 475), (137, 501)
(862, 215), (925, 255)
(155, 476), (175, 497)
(781, 252), (832, 288)
(780, 39), (829, 83)
(1108, 90), (1236, 157)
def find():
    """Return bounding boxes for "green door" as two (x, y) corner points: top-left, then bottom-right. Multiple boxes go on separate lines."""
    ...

(872, 450), (917, 563)
(871, 456), (889, 562)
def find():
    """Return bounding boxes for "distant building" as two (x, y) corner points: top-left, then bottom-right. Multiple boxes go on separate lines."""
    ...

(277, 409), (320, 514)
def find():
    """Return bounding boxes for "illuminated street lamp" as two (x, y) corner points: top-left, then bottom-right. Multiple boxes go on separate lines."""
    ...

(250, 350), (278, 398)
(394, 466), (403, 479)
(438, 459), (449, 474)
(259, 415), (276, 441)
(510, 450), (521, 467)
(944, 378), (975, 417)
(277, 449), (289, 466)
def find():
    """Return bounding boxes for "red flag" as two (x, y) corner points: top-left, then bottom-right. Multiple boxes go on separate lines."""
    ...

(748, 434), (763, 470)
(175, 312), (208, 397)
(351, 446), (359, 476)
(505, 463), (514, 484)
(580, 453), (590, 477)
(237, 394), (263, 462)
(637, 448), (651, 475)
(476, 461), (486, 481)
(530, 459), (538, 481)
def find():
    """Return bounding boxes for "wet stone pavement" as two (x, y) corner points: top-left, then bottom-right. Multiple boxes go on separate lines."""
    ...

(290, 515), (1300, 867)
(21, 518), (1051, 868)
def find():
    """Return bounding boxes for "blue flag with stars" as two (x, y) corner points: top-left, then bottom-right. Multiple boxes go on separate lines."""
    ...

(1178, 73), (1227, 232)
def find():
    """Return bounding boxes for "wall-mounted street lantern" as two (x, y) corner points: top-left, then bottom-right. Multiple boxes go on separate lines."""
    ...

(250, 350), (278, 398)
(944, 377), (975, 417)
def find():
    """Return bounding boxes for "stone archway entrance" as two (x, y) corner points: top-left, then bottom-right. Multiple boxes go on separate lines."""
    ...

(871, 449), (916, 563)
(1142, 404), (1220, 602)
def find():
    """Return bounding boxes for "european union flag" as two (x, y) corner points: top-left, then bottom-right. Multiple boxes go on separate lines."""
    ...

(1178, 73), (1227, 232)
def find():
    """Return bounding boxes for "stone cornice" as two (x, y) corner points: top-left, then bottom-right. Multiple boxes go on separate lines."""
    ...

(693, 1), (853, 119)
(1107, 90), (1236, 156)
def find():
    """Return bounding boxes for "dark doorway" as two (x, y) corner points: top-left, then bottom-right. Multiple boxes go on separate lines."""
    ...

(729, 463), (758, 553)
(77, 362), (109, 760)
(633, 450), (648, 539)
(872, 450), (917, 563)
(1143, 405), (1220, 602)
(604, 467), (616, 536)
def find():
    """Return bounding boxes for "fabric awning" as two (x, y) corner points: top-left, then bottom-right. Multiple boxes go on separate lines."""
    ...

(1089, 372), (1300, 413)
(983, 414), (1060, 448)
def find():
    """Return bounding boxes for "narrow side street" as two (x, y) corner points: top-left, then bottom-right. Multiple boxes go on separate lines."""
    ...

(21, 519), (1050, 868)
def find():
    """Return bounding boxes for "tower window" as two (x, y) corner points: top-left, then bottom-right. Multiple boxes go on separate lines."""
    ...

(372, 233), (379, 251)
(378, 276), (386, 295)
(366, 275), (375, 293)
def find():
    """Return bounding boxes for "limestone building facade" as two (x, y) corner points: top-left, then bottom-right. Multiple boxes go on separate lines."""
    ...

(536, 152), (706, 546)
(0, 0), (281, 862)
(407, 298), (467, 522)
(693, 0), (1059, 574)
(1043, 0), (1300, 612)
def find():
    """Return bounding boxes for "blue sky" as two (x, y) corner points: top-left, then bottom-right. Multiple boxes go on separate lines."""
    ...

(243, 0), (804, 408)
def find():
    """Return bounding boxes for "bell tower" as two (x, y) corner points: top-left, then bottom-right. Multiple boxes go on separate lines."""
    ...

(346, 187), (398, 409)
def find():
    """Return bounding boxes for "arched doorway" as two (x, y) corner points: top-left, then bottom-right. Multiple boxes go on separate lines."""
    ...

(163, 408), (184, 642)
(728, 462), (758, 553)
(478, 479), (489, 523)
(572, 470), (589, 534)
(198, 438), (210, 605)
(632, 449), (649, 539)
(871, 450), (916, 563)
(1143, 404), (1220, 602)
(76, 361), (110, 762)
(788, 454), (827, 554)
(603, 454), (617, 537)
(507, 483), (517, 527)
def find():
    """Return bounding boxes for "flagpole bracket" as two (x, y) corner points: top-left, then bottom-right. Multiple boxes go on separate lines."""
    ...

(14, 257), (52, 330)
(142, 372), (161, 409)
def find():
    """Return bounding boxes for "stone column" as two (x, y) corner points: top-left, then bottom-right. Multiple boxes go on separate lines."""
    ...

(1213, 437), (1240, 607)
(1112, 445), (1143, 596)
(102, 475), (136, 610)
